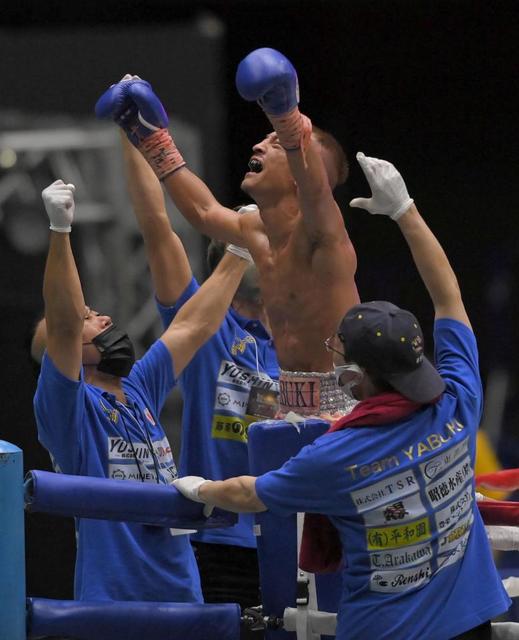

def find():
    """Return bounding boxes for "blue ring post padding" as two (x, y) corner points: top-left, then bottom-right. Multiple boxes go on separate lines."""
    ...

(248, 420), (342, 640)
(27, 598), (241, 640)
(0, 441), (25, 640)
(25, 470), (237, 530)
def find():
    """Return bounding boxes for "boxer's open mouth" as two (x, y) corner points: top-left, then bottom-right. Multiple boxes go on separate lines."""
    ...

(248, 158), (263, 173)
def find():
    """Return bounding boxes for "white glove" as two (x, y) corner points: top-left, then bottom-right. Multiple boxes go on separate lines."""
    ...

(349, 152), (414, 221)
(173, 476), (214, 517)
(42, 179), (76, 233)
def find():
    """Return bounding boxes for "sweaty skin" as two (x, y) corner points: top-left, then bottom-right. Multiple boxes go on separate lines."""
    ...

(239, 207), (358, 372)
(162, 131), (359, 372)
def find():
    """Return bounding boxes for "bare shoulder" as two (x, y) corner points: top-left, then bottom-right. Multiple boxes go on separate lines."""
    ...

(240, 207), (264, 232)
(241, 207), (268, 249)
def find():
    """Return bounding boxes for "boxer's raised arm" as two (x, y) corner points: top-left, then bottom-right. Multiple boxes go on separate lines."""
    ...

(41, 181), (84, 380)
(350, 153), (470, 328)
(161, 168), (246, 246)
(121, 133), (192, 305)
(236, 48), (344, 239)
(97, 77), (246, 246)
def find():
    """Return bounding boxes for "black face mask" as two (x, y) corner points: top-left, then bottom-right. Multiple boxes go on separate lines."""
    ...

(91, 324), (135, 378)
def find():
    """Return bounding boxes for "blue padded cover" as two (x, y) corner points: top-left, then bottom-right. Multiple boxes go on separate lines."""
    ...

(249, 419), (341, 640)
(24, 470), (236, 530)
(27, 598), (240, 640)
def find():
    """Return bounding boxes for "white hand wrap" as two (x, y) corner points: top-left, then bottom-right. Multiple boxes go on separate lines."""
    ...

(236, 204), (259, 215)
(226, 244), (253, 263)
(42, 180), (76, 233)
(349, 152), (414, 221)
(173, 476), (214, 517)
(225, 204), (257, 263)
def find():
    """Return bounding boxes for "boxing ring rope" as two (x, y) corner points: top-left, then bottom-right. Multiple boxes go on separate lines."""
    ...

(3, 434), (519, 640)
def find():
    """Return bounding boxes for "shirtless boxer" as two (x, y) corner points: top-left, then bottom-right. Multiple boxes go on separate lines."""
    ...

(96, 48), (360, 419)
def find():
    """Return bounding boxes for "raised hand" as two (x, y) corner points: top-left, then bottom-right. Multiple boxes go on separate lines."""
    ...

(42, 179), (76, 233)
(349, 152), (414, 220)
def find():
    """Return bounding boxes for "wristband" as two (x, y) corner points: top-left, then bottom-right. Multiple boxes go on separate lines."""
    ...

(226, 244), (253, 264)
(391, 198), (414, 221)
(139, 129), (186, 181)
(49, 224), (71, 233)
(266, 107), (312, 152)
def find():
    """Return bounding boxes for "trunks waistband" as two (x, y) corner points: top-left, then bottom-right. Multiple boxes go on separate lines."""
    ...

(277, 369), (357, 421)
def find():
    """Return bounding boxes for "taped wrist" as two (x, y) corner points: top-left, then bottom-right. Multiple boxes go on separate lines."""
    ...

(138, 129), (186, 181)
(226, 244), (253, 263)
(266, 107), (312, 152)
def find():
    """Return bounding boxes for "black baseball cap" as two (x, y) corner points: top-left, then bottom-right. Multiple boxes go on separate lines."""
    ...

(338, 301), (445, 403)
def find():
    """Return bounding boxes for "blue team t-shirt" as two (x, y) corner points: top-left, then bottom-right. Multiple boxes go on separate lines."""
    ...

(34, 339), (202, 603)
(158, 276), (279, 548)
(256, 319), (511, 639)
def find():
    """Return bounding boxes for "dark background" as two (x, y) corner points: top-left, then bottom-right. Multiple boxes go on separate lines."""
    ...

(1, 0), (518, 600)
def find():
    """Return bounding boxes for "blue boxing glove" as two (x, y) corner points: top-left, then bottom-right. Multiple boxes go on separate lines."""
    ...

(236, 47), (299, 116)
(96, 76), (186, 180)
(95, 77), (168, 147)
(236, 48), (311, 151)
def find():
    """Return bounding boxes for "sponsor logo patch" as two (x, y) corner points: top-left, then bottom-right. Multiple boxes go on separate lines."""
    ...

(362, 492), (426, 527)
(351, 469), (419, 514)
(419, 437), (469, 483)
(212, 360), (279, 442)
(367, 516), (431, 550)
(434, 485), (473, 533)
(370, 562), (432, 593)
(426, 456), (473, 508)
(370, 541), (433, 570)
(231, 335), (256, 355)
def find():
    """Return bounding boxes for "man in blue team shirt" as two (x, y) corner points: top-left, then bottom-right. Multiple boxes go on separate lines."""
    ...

(174, 154), (511, 638)
(31, 177), (254, 602)
(120, 133), (279, 611)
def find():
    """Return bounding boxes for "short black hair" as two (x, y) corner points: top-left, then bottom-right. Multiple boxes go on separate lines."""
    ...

(312, 125), (349, 189)
(206, 238), (227, 275)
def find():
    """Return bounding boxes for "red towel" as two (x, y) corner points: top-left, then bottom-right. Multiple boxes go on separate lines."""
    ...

(299, 392), (423, 574)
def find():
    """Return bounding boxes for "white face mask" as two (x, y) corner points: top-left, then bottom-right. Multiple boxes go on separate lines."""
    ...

(334, 363), (363, 398)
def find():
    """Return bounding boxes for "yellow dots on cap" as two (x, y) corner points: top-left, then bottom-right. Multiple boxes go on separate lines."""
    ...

(400, 337), (406, 342)
(376, 331), (382, 337)
(357, 314), (363, 319)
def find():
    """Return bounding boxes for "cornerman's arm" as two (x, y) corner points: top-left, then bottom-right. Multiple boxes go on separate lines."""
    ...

(199, 476), (267, 513)
(41, 181), (85, 380)
(160, 248), (251, 377)
(173, 474), (267, 513)
(350, 153), (470, 328)
(121, 133), (192, 305)
(396, 206), (470, 327)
